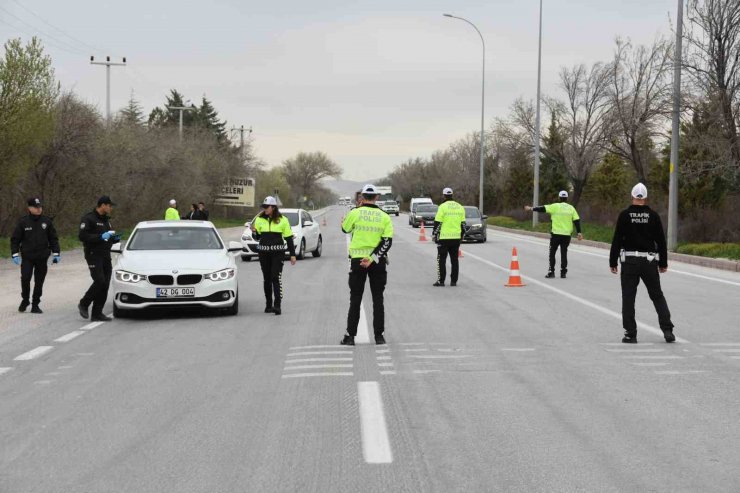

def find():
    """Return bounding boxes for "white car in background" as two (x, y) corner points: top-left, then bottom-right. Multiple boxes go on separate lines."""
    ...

(380, 200), (400, 216)
(110, 221), (242, 317)
(240, 208), (323, 261)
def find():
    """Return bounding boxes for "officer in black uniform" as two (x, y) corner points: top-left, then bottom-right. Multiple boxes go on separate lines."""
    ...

(10, 198), (60, 313)
(77, 196), (120, 322)
(609, 183), (675, 343)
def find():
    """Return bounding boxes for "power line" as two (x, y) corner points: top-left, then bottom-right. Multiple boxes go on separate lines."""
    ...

(10, 0), (105, 54)
(0, 5), (87, 55)
(0, 17), (88, 57)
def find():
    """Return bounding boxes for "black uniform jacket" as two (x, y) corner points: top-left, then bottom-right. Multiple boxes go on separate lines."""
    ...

(609, 205), (668, 269)
(78, 210), (120, 256)
(10, 214), (60, 260)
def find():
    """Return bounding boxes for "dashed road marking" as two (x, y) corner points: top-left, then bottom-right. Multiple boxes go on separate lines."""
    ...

(34, 380), (53, 385)
(378, 362), (394, 367)
(54, 331), (86, 343)
(376, 356), (392, 360)
(605, 348), (665, 353)
(287, 351), (354, 356)
(14, 346), (54, 361)
(711, 349), (740, 353)
(655, 370), (708, 375)
(81, 321), (103, 331)
(281, 372), (353, 379)
(404, 348), (428, 352)
(356, 301), (371, 345)
(409, 354), (473, 359)
(622, 355), (683, 360)
(283, 364), (354, 371)
(284, 358), (353, 363)
(357, 381), (393, 464)
(631, 362), (670, 366)
(289, 345), (350, 350)
(379, 370), (396, 376)
(501, 348), (536, 352)
(0, 367), (12, 376)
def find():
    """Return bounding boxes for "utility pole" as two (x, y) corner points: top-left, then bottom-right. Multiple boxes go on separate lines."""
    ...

(532, 0), (544, 227)
(668, 0), (683, 251)
(168, 106), (195, 141)
(90, 56), (127, 126)
(231, 125), (253, 162)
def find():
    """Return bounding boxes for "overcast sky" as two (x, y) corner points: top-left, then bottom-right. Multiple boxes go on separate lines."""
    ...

(1, 0), (680, 180)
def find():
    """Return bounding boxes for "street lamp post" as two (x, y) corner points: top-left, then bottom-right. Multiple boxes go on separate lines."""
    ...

(533, 0), (543, 227)
(444, 13), (486, 213)
(668, 0), (683, 251)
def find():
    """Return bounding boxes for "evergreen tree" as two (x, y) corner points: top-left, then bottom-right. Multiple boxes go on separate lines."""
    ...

(147, 89), (195, 128)
(539, 112), (570, 202)
(194, 96), (227, 143)
(118, 90), (145, 126)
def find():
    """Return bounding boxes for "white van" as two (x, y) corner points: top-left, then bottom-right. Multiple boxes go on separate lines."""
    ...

(408, 197), (434, 226)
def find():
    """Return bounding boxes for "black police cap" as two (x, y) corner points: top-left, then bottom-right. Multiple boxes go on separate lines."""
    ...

(97, 195), (116, 206)
(27, 197), (42, 207)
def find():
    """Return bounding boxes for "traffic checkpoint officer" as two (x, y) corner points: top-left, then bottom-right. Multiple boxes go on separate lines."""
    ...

(165, 199), (180, 220)
(524, 190), (583, 278)
(10, 198), (61, 313)
(432, 187), (465, 287)
(77, 196), (121, 322)
(609, 183), (675, 344)
(340, 184), (393, 346)
(251, 196), (297, 315)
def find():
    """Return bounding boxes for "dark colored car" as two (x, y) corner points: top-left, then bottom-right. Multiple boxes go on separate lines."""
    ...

(410, 204), (438, 228)
(462, 206), (488, 243)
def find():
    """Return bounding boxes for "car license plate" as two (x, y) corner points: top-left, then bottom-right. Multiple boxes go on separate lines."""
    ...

(156, 287), (195, 298)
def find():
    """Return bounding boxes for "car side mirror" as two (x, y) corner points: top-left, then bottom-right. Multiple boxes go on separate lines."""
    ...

(227, 241), (243, 252)
(481, 215), (488, 220)
(303, 221), (313, 227)
(111, 242), (123, 253)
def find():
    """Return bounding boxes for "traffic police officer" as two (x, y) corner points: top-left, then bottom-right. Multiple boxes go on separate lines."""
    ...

(251, 196), (297, 315)
(525, 190), (583, 278)
(341, 184), (393, 345)
(10, 198), (60, 313)
(165, 199), (180, 220)
(78, 196), (120, 322)
(609, 183), (675, 343)
(432, 188), (465, 287)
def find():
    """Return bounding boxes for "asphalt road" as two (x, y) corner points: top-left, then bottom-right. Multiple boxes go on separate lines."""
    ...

(1, 207), (740, 492)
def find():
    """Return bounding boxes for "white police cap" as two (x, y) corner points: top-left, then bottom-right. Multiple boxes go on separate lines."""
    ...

(443, 187), (453, 195)
(361, 184), (378, 194)
(262, 196), (278, 206)
(559, 190), (569, 198)
(631, 183), (648, 199)
(169, 199), (177, 206)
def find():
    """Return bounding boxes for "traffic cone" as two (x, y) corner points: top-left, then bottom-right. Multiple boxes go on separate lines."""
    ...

(419, 222), (428, 242)
(505, 247), (525, 287)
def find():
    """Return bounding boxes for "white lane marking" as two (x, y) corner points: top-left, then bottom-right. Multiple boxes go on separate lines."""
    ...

(54, 331), (86, 343)
(621, 355), (683, 360)
(380, 370), (397, 375)
(287, 351), (354, 356)
(281, 372), (354, 379)
(712, 349), (740, 353)
(501, 348), (536, 352)
(34, 380), (53, 385)
(409, 355), (473, 359)
(283, 364), (354, 370)
(45, 372), (62, 376)
(491, 229), (740, 287)
(398, 342), (425, 346)
(404, 348), (428, 352)
(600, 342), (655, 346)
(414, 369), (442, 374)
(605, 348), (665, 353)
(378, 362), (394, 367)
(81, 321), (103, 331)
(14, 346), (54, 361)
(0, 368), (12, 376)
(375, 348), (390, 353)
(376, 356), (392, 360)
(463, 250), (691, 344)
(289, 345), (351, 350)
(357, 381), (393, 464)
(655, 370), (708, 375)
(356, 302), (371, 345)
(58, 365), (74, 369)
(631, 362), (670, 366)
(700, 343), (740, 347)
(285, 358), (353, 363)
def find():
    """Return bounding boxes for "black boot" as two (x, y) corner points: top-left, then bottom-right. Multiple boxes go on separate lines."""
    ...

(433, 281), (445, 287)
(340, 334), (355, 346)
(273, 304), (281, 316)
(560, 270), (567, 279)
(31, 305), (43, 314)
(18, 301), (29, 312)
(91, 313), (112, 322)
(264, 299), (274, 313)
(622, 332), (637, 343)
(545, 271), (555, 279)
(77, 302), (89, 319)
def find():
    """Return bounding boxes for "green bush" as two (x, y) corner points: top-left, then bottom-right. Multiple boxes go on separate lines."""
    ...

(676, 243), (740, 261)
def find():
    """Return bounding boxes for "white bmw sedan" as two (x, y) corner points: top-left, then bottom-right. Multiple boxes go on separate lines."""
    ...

(110, 221), (242, 318)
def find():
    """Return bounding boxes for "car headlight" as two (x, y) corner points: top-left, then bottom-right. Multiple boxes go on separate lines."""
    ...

(205, 268), (236, 281)
(470, 223), (483, 229)
(241, 234), (250, 241)
(115, 270), (147, 283)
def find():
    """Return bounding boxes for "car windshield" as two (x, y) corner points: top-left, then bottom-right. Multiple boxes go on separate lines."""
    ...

(127, 227), (223, 250)
(417, 205), (438, 213)
(384, 201), (397, 206)
(464, 207), (481, 219)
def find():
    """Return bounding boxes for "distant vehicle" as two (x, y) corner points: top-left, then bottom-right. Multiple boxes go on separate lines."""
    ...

(338, 197), (352, 206)
(380, 200), (400, 216)
(408, 198), (434, 226)
(462, 206), (488, 243)
(241, 208), (322, 261)
(110, 221), (242, 317)
(410, 204), (438, 228)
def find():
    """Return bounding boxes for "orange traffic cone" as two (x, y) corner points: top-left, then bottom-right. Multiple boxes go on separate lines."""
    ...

(419, 222), (428, 242)
(505, 247), (525, 287)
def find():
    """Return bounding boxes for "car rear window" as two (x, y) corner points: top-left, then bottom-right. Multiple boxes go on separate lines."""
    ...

(128, 227), (223, 250)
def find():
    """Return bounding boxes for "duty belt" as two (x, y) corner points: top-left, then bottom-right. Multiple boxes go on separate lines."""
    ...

(621, 250), (659, 261)
(259, 244), (286, 251)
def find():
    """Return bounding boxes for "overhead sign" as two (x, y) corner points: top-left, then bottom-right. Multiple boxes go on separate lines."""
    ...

(214, 177), (256, 207)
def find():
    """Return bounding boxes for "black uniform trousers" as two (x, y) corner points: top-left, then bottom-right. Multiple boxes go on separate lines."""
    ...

(549, 234), (571, 273)
(259, 252), (284, 307)
(347, 258), (387, 337)
(20, 257), (49, 306)
(80, 253), (112, 316)
(620, 258), (673, 335)
(436, 240), (461, 284)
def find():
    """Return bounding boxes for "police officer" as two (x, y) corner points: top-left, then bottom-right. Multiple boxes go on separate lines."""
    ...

(432, 187), (465, 287)
(10, 198), (60, 313)
(609, 183), (675, 344)
(341, 184), (393, 345)
(78, 196), (120, 322)
(525, 190), (583, 278)
(251, 196), (296, 315)
(165, 199), (180, 220)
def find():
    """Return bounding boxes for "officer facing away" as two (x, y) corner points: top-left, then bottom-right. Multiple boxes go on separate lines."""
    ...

(525, 190), (583, 278)
(609, 183), (675, 344)
(341, 184), (394, 346)
(10, 198), (61, 313)
(432, 187), (466, 287)
(165, 199), (180, 220)
(78, 196), (120, 322)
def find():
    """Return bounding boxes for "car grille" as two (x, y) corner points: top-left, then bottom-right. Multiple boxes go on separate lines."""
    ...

(148, 275), (174, 286)
(177, 274), (202, 285)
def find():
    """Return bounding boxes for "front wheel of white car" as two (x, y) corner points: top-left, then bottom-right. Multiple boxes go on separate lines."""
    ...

(113, 303), (131, 319)
(312, 235), (322, 258)
(296, 239), (306, 260)
(224, 292), (239, 316)
(241, 255), (252, 262)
